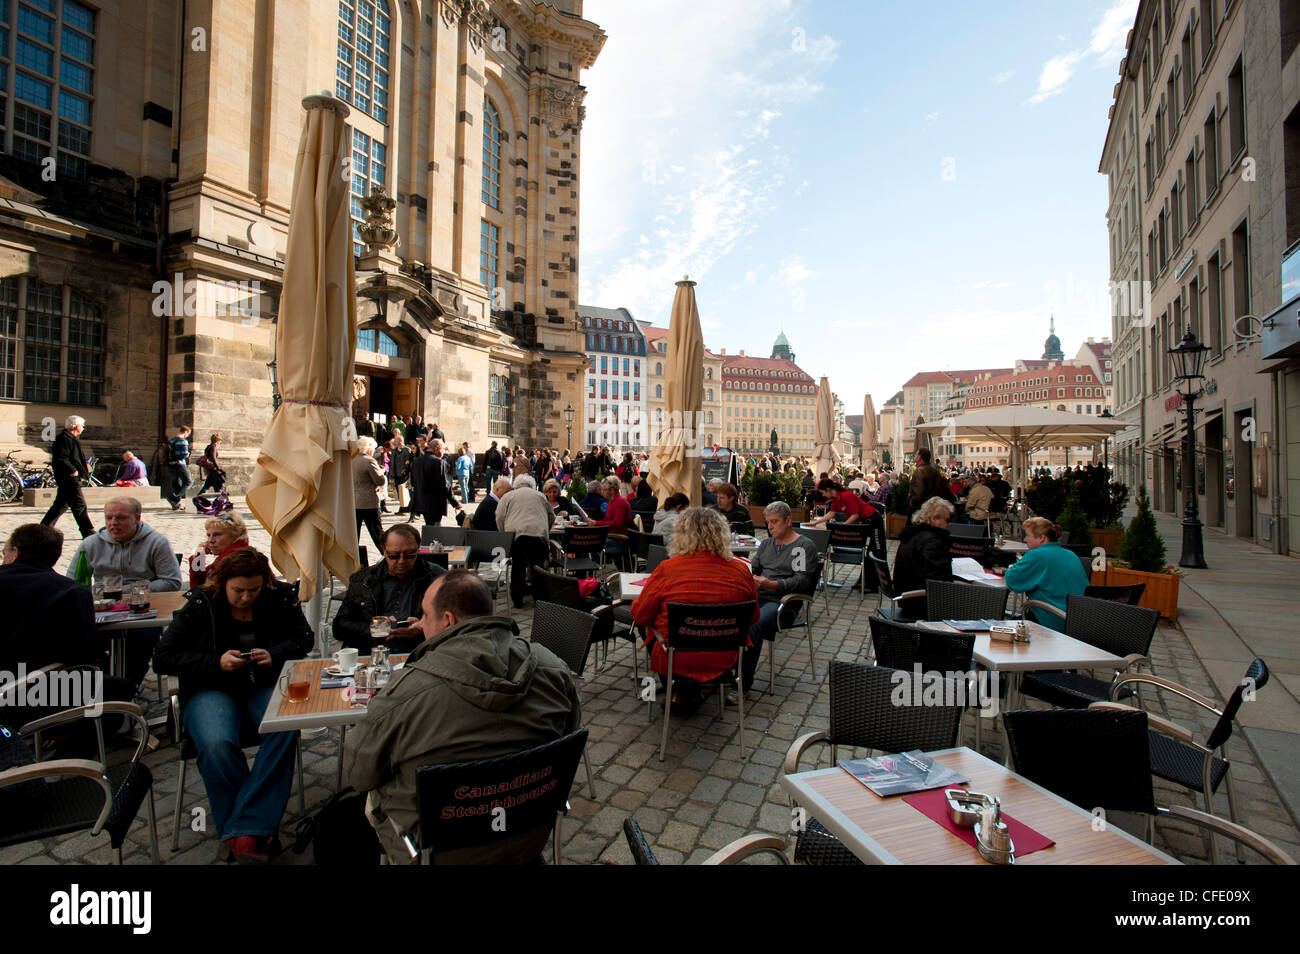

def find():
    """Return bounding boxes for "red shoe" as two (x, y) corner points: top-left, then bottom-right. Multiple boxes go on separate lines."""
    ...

(225, 836), (269, 864)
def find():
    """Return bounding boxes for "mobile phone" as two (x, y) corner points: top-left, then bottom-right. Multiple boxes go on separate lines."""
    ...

(238, 651), (253, 659)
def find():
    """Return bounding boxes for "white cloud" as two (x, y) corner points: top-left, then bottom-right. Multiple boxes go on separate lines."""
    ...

(994, 70), (1014, 84)
(778, 254), (813, 287)
(1027, 0), (1136, 104)
(924, 111), (939, 127)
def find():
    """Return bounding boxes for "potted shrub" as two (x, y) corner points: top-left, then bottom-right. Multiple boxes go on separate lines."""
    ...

(1087, 480), (1128, 555)
(565, 472), (587, 503)
(777, 470), (810, 523)
(1056, 484), (1093, 551)
(1024, 474), (1065, 522)
(885, 474), (910, 539)
(746, 470), (778, 526)
(1092, 484), (1181, 620)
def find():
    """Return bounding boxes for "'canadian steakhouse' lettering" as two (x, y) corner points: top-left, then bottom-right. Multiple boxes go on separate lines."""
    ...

(441, 779), (558, 819)
(453, 765), (552, 800)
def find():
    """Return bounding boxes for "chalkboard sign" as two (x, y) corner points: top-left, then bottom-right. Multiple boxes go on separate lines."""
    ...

(701, 447), (738, 485)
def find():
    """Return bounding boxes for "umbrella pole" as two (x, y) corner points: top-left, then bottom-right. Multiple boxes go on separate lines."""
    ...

(302, 558), (329, 742)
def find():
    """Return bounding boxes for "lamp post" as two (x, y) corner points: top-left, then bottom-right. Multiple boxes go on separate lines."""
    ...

(1169, 326), (1209, 569)
(563, 403), (574, 454)
(1100, 408), (1112, 475)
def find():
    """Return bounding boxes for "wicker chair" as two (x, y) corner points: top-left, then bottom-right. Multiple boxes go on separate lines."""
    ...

(624, 529), (664, 572)
(645, 544), (669, 571)
(867, 554), (924, 621)
(530, 565), (637, 680)
(868, 615), (975, 674)
(824, 522), (872, 595)
(1156, 804), (1296, 865)
(1019, 594), (1159, 708)
(529, 601), (600, 797)
(400, 729), (588, 865)
(623, 817), (789, 865)
(463, 529), (516, 608)
(2, 699), (159, 865)
(551, 525), (608, 577)
(1003, 707), (1158, 840)
(948, 536), (995, 569)
(1092, 657), (1269, 864)
(647, 601), (758, 762)
(1084, 583), (1146, 605)
(924, 579), (1009, 621)
(784, 660), (964, 865)
(420, 525), (467, 547)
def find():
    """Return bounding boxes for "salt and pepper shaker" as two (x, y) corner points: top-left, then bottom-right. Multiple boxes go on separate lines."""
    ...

(975, 796), (1016, 864)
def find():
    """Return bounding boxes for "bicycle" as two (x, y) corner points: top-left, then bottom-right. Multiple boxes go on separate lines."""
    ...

(0, 451), (53, 503)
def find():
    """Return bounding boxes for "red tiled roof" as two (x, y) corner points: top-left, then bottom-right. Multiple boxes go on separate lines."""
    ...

(721, 355), (813, 380)
(902, 371), (954, 387)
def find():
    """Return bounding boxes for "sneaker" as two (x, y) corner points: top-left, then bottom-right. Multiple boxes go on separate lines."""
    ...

(724, 688), (750, 707)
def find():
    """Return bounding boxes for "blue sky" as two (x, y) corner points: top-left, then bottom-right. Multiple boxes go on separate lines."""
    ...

(578, 0), (1136, 414)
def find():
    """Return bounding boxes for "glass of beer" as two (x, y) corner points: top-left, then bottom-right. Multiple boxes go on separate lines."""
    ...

(100, 572), (123, 602)
(280, 665), (311, 703)
(127, 579), (150, 613)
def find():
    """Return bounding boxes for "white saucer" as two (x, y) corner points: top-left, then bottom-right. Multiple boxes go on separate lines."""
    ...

(324, 665), (356, 677)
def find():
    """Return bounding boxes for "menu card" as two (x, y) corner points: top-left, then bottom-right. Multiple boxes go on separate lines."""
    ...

(838, 751), (969, 797)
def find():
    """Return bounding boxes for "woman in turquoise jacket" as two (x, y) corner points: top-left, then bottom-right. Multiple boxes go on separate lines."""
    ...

(1003, 517), (1089, 624)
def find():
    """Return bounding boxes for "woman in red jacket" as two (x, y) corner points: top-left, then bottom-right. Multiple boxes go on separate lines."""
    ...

(631, 507), (759, 710)
(807, 478), (876, 525)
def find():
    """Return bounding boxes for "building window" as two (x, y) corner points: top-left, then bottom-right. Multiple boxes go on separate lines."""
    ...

(356, 327), (399, 356)
(2, 0), (96, 178)
(0, 276), (104, 404)
(350, 128), (387, 256)
(1203, 108), (1219, 201)
(655, 384), (662, 399)
(482, 96), (502, 209)
(479, 219), (499, 291)
(1226, 56), (1246, 163)
(489, 373), (512, 435)
(337, 0), (390, 123)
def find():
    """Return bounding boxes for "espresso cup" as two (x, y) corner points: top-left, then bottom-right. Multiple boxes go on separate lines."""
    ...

(332, 648), (359, 673)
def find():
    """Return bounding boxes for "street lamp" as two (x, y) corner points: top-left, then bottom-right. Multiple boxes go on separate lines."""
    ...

(1169, 325), (1209, 569)
(563, 403), (575, 453)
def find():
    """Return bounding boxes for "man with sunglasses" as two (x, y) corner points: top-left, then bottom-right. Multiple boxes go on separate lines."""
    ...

(332, 524), (445, 654)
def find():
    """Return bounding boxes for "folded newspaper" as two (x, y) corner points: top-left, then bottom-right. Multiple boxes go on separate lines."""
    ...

(838, 750), (969, 797)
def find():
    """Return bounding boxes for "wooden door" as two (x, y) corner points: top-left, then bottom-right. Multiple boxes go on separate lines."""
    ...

(393, 378), (421, 417)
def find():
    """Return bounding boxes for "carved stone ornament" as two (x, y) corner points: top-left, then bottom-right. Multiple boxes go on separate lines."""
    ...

(543, 85), (586, 134)
(357, 185), (398, 251)
(353, 375), (368, 401)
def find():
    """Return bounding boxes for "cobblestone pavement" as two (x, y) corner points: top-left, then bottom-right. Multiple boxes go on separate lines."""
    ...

(3, 496), (1297, 865)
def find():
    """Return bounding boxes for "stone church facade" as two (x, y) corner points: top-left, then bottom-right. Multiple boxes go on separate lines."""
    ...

(0, 0), (604, 487)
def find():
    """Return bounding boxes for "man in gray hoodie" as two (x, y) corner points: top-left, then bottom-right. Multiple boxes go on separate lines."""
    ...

(346, 569), (580, 864)
(67, 496), (182, 686)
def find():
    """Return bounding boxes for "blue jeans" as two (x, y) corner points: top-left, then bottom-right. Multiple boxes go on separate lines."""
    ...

(459, 474), (474, 501)
(744, 599), (798, 690)
(485, 468), (499, 491)
(184, 688), (297, 841)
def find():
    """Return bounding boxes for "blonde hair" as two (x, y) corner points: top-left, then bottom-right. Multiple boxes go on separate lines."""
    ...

(357, 436), (378, 455)
(1022, 517), (1061, 541)
(542, 479), (561, 495)
(204, 511), (248, 542)
(667, 507), (732, 560)
(912, 496), (955, 525)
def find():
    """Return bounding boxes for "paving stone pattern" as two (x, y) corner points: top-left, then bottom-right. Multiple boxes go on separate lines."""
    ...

(4, 498), (1297, 865)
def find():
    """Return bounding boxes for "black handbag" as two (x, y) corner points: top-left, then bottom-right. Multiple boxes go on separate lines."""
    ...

(0, 724), (40, 806)
(291, 787), (382, 865)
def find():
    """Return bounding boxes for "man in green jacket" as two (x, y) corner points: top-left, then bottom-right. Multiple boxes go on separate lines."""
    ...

(345, 569), (580, 864)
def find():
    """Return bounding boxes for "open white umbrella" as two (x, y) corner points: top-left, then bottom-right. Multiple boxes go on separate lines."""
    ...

(246, 94), (360, 632)
(914, 406), (1124, 501)
(648, 278), (704, 506)
(811, 377), (841, 480)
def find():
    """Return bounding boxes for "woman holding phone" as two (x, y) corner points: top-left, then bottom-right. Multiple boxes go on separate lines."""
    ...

(153, 547), (313, 863)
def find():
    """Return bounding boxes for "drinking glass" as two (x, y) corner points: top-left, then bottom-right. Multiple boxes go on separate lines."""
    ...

(100, 572), (123, 602)
(128, 579), (151, 613)
(370, 616), (390, 648)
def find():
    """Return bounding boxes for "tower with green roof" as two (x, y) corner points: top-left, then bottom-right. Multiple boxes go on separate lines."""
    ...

(771, 327), (794, 362)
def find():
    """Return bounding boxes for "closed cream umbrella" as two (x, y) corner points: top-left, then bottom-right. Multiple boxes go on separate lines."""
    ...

(246, 93), (359, 620)
(811, 377), (841, 480)
(648, 278), (704, 506)
(861, 393), (878, 471)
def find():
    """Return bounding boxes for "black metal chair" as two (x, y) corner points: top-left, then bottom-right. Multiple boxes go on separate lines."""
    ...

(867, 554), (923, 621)
(824, 522), (872, 596)
(647, 601), (758, 762)
(401, 728), (588, 865)
(168, 680), (304, 852)
(421, 525), (466, 548)
(624, 529), (664, 572)
(948, 536), (995, 569)
(797, 527), (832, 606)
(757, 558), (822, 692)
(529, 602), (600, 797)
(530, 565), (638, 679)
(948, 523), (987, 538)
(552, 525), (608, 577)
(784, 660), (964, 865)
(1019, 594), (1159, 708)
(1084, 583), (1146, 605)
(644, 544), (669, 572)
(1003, 707), (1158, 840)
(622, 816), (789, 865)
(924, 579), (1009, 621)
(1094, 657), (1269, 864)
(463, 529), (516, 607)
(2, 700), (160, 864)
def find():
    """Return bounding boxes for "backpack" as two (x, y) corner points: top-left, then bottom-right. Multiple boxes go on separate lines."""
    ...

(291, 787), (382, 865)
(192, 489), (233, 515)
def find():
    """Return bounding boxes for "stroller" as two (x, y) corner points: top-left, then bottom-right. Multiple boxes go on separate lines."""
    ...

(193, 489), (234, 515)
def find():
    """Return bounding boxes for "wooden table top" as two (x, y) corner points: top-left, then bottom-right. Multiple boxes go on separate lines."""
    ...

(783, 747), (1176, 865)
(96, 590), (187, 630)
(259, 655), (408, 733)
(920, 619), (1122, 673)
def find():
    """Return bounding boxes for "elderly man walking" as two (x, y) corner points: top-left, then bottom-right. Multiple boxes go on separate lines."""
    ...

(494, 474), (554, 609)
(41, 415), (96, 537)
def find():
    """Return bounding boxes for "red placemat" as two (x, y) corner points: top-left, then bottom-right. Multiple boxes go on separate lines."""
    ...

(902, 788), (1056, 858)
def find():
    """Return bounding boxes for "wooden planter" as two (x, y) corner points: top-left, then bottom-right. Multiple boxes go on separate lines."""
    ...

(1091, 527), (1123, 556)
(748, 505), (769, 526)
(886, 513), (908, 539)
(790, 507), (810, 524)
(1090, 564), (1180, 621)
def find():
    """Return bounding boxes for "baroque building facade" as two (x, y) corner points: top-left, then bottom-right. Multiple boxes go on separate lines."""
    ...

(0, 0), (605, 488)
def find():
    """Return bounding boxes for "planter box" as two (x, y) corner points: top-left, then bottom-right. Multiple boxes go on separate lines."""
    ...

(1090, 564), (1180, 621)
(748, 505), (769, 526)
(790, 507), (810, 524)
(1091, 527), (1123, 556)
(886, 513), (908, 539)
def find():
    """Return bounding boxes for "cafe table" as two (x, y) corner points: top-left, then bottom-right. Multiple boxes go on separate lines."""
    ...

(260, 655), (408, 788)
(781, 746), (1177, 865)
(613, 571), (650, 601)
(419, 545), (468, 567)
(96, 590), (188, 678)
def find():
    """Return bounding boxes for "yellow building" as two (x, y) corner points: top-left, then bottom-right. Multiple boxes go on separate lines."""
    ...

(0, 0), (605, 485)
(720, 333), (817, 456)
(639, 321), (721, 451)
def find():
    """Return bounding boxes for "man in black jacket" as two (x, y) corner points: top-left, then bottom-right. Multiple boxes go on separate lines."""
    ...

(333, 525), (445, 653)
(410, 438), (463, 527)
(41, 415), (95, 537)
(483, 440), (504, 490)
(472, 477), (511, 531)
(390, 433), (413, 515)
